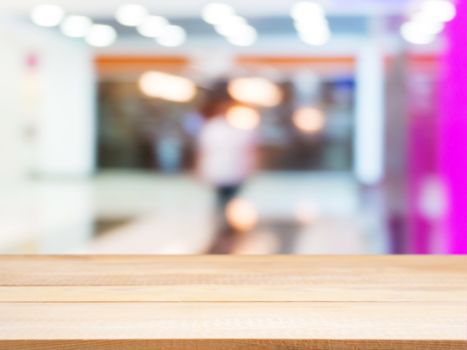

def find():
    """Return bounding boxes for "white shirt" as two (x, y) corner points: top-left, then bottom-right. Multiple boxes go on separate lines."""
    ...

(198, 117), (256, 186)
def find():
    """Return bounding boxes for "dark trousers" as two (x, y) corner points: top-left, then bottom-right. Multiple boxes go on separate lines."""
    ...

(216, 184), (242, 232)
(216, 185), (241, 212)
(209, 184), (242, 254)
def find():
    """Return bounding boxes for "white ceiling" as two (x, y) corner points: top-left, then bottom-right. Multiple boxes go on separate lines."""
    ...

(2, 0), (410, 17)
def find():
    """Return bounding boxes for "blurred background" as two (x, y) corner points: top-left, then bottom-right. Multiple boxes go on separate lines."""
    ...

(0, 0), (465, 255)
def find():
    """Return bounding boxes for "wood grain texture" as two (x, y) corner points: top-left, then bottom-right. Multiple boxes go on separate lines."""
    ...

(0, 256), (466, 349)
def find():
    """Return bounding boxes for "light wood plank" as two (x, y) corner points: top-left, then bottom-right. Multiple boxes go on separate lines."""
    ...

(0, 302), (465, 340)
(1, 284), (466, 302)
(0, 256), (466, 302)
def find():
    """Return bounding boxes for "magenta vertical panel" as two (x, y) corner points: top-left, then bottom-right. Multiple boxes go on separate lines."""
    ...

(408, 116), (434, 253)
(439, 0), (467, 253)
(407, 65), (438, 254)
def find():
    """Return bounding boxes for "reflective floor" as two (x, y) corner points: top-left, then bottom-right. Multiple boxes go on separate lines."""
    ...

(0, 171), (388, 254)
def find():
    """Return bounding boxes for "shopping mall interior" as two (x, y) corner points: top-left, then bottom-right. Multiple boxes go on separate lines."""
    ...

(0, 0), (466, 255)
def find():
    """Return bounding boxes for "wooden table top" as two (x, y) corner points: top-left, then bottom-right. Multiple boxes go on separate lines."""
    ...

(0, 255), (466, 349)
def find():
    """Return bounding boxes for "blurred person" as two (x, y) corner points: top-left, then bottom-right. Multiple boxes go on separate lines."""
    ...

(182, 110), (205, 137)
(156, 131), (183, 173)
(196, 82), (258, 253)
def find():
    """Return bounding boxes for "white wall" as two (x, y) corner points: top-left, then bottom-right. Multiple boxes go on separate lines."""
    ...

(0, 18), (96, 179)
(0, 27), (28, 181)
(36, 35), (96, 176)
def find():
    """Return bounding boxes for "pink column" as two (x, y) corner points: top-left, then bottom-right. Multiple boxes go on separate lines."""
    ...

(439, 0), (467, 253)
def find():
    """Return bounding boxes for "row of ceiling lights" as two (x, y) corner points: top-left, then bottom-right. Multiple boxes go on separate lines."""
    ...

(30, 0), (458, 48)
(201, 3), (258, 47)
(115, 4), (186, 47)
(401, 0), (456, 45)
(31, 5), (116, 47)
(30, 3), (185, 47)
(30, 1), (333, 48)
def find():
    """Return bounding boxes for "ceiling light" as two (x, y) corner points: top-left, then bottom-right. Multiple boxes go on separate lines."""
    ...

(228, 77), (283, 107)
(31, 4), (65, 27)
(294, 17), (329, 32)
(292, 107), (326, 133)
(85, 24), (117, 47)
(401, 21), (436, 45)
(227, 34), (257, 47)
(296, 23), (331, 45)
(226, 106), (261, 130)
(139, 71), (197, 102)
(202, 2), (236, 25)
(60, 15), (92, 38)
(156, 25), (186, 47)
(420, 0), (456, 23)
(226, 26), (257, 46)
(407, 16), (444, 35)
(291, 1), (325, 22)
(214, 15), (247, 36)
(115, 4), (148, 27)
(137, 16), (169, 38)
(299, 29), (331, 46)
(291, 2), (331, 46)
